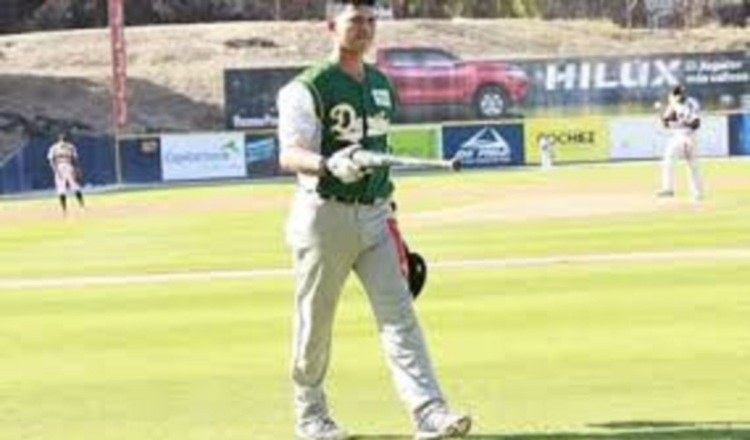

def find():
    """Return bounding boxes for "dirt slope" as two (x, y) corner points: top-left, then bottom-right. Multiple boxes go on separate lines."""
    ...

(0, 19), (747, 155)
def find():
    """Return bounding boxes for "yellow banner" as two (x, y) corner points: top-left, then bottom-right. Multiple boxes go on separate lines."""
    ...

(525, 117), (609, 164)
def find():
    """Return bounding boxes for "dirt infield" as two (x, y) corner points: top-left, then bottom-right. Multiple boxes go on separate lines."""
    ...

(397, 169), (704, 226)
(404, 191), (669, 226)
(0, 165), (711, 225)
(0, 178), (671, 225)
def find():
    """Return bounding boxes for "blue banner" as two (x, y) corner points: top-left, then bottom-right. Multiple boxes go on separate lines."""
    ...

(732, 113), (750, 156)
(245, 132), (281, 178)
(441, 124), (524, 168)
(119, 137), (162, 183)
(225, 68), (301, 129)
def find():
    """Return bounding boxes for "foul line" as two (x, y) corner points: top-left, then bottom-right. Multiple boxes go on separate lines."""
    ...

(2, 248), (749, 290)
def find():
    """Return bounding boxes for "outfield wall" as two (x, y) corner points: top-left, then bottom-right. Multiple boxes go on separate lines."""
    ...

(729, 113), (750, 156)
(0, 135), (116, 194)
(1, 112), (749, 194)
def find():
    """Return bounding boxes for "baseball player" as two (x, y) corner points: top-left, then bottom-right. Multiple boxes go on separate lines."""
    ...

(47, 133), (85, 213)
(657, 85), (705, 201)
(277, 1), (471, 439)
(537, 133), (555, 170)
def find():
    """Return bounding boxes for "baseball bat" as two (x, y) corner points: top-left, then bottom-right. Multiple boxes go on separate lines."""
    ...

(352, 150), (462, 172)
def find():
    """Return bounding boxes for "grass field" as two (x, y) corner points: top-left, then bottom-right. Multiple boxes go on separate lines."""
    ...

(1, 160), (750, 440)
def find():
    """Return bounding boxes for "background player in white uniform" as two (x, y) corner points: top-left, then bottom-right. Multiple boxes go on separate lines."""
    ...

(277, 1), (471, 439)
(47, 133), (85, 213)
(537, 133), (555, 170)
(658, 85), (705, 201)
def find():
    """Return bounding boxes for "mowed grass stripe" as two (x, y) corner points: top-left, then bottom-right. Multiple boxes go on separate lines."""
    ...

(1, 262), (749, 439)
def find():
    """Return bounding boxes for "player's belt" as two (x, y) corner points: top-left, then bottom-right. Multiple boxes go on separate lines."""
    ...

(319, 193), (379, 205)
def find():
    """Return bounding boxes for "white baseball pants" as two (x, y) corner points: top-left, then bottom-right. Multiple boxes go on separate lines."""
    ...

(286, 191), (444, 425)
(661, 131), (704, 200)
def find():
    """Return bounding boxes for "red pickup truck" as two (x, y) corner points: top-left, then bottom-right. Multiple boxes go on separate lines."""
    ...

(375, 46), (529, 119)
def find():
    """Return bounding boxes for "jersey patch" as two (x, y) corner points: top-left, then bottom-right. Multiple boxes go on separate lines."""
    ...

(372, 89), (392, 109)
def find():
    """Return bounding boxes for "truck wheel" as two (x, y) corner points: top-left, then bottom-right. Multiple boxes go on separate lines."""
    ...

(474, 85), (509, 118)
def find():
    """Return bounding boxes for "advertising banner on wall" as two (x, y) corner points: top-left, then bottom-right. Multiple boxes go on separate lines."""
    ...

(389, 125), (441, 159)
(119, 136), (162, 183)
(729, 113), (750, 156)
(161, 132), (246, 181)
(520, 51), (749, 111)
(245, 132), (281, 178)
(524, 117), (609, 164)
(609, 116), (729, 160)
(441, 123), (524, 168)
(225, 68), (301, 129)
(225, 51), (748, 127)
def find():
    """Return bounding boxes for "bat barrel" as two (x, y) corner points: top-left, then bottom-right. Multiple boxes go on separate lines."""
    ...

(352, 150), (461, 172)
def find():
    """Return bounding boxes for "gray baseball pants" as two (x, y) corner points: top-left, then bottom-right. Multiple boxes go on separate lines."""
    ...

(286, 191), (444, 425)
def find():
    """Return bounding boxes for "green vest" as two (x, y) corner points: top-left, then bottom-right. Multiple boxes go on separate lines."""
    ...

(298, 61), (396, 202)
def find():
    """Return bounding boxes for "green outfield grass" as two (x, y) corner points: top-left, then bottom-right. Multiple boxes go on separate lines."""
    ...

(1, 160), (749, 440)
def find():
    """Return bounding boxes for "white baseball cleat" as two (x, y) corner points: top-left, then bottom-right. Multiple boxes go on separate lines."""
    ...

(296, 416), (349, 440)
(414, 406), (472, 440)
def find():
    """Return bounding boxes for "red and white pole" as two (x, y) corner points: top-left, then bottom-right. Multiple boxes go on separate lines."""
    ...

(109, 0), (127, 132)
(109, 0), (127, 184)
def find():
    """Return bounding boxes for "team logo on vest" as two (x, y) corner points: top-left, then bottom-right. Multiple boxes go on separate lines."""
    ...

(330, 103), (390, 142)
(331, 103), (363, 143)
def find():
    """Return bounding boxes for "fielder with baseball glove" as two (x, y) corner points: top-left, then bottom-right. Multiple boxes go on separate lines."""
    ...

(47, 133), (86, 214)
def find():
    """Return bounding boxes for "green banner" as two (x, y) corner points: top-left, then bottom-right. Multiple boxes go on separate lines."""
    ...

(389, 125), (440, 159)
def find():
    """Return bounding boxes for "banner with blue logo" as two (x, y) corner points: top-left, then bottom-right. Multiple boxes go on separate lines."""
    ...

(245, 132), (281, 178)
(161, 132), (246, 182)
(441, 124), (524, 168)
(742, 114), (750, 156)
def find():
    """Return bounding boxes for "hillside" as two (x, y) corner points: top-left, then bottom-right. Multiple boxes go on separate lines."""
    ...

(0, 19), (748, 156)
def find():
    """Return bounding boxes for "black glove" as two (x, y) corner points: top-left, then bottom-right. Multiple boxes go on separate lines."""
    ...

(75, 167), (84, 185)
(407, 251), (427, 300)
(662, 111), (677, 128)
